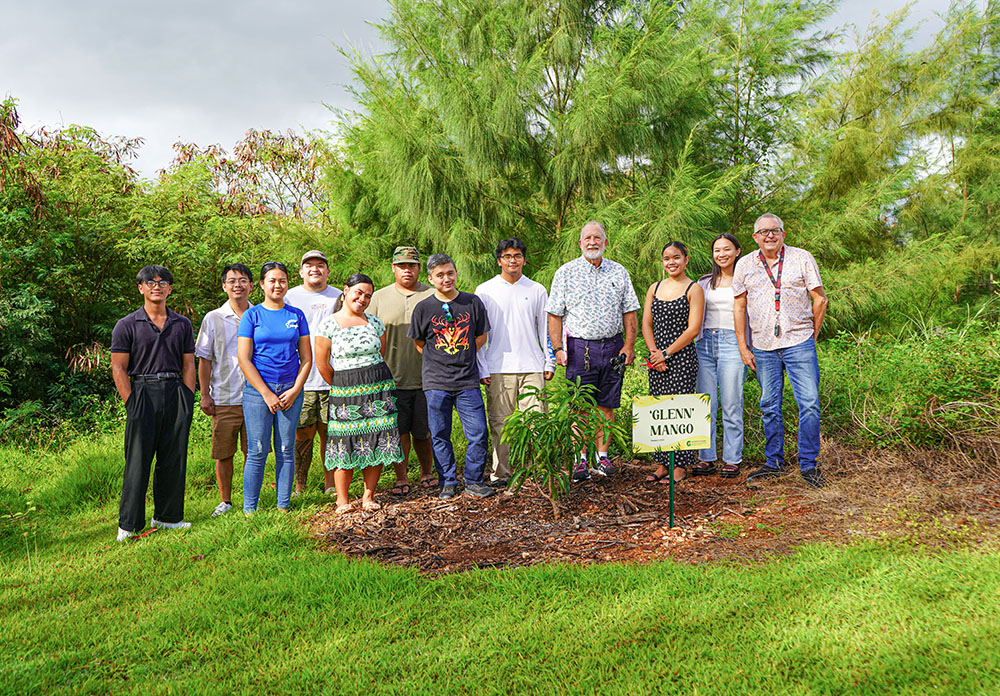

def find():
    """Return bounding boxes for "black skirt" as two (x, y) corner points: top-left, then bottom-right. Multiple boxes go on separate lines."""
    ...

(324, 361), (403, 470)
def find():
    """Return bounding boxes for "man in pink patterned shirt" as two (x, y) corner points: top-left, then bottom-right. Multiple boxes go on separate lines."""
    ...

(734, 213), (829, 488)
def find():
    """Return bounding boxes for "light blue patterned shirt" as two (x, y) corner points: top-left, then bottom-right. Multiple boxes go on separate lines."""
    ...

(546, 256), (641, 339)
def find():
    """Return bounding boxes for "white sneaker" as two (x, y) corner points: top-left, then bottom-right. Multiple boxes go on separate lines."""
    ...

(211, 502), (233, 518)
(151, 518), (192, 530)
(116, 527), (134, 542)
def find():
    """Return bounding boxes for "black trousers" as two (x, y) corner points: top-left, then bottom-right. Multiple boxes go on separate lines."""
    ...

(119, 378), (194, 531)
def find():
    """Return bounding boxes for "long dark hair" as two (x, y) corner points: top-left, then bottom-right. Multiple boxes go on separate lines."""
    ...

(333, 273), (375, 312)
(708, 233), (742, 289)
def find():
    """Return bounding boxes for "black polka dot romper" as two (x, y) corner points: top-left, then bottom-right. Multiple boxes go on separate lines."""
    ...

(648, 281), (699, 470)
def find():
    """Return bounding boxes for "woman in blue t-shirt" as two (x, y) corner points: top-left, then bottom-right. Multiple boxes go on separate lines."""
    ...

(237, 261), (313, 513)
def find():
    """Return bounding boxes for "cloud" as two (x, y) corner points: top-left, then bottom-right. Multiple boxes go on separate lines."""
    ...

(1, 0), (391, 176)
(0, 0), (967, 178)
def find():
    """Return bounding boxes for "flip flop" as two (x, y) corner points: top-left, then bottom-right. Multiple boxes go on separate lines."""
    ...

(390, 483), (411, 496)
(361, 501), (381, 512)
(645, 471), (669, 483)
(335, 503), (353, 515)
(420, 476), (439, 488)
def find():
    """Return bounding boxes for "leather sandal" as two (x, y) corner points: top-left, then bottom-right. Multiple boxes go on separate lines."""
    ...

(720, 463), (741, 478)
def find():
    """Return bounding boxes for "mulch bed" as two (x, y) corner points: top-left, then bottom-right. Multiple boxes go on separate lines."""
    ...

(308, 457), (851, 575)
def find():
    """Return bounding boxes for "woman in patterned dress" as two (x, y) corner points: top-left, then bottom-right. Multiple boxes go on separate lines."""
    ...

(641, 241), (705, 484)
(315, 274), (403, 513)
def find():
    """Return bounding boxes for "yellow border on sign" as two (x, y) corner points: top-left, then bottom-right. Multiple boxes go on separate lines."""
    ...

(631, 393), (711, 453)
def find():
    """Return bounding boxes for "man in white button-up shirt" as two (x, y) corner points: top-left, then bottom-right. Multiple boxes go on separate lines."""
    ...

(475, 238), (555, 487)
(195, 263), (254, 517)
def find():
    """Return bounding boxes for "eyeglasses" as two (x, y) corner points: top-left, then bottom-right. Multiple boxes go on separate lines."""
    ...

(142, 280), (170, 288)
(500, 253), (524, 262)
(755, 228), (783, 238)
(442, 302), (454, 323)
(224, 278), (251, 286)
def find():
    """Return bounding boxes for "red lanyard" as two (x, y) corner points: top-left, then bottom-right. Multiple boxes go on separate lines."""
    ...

(759, 246), (785, 337)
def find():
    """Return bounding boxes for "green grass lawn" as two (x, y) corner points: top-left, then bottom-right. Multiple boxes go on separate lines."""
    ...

(2, 426), (999, 695)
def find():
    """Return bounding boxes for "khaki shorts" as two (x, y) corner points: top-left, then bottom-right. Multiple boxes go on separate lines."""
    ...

(298, 390), (329, 428)
(211, 405), (247, 460)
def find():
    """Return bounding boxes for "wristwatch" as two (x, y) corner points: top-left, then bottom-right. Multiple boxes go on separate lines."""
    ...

(554, 347), (564, 354)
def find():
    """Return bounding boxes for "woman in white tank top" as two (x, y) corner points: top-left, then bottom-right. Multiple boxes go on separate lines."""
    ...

(693, 233), (751, 478)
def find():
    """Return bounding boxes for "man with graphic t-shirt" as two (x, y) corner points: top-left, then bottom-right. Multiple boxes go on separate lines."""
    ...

(283, 249), (342, 496)
(408, 253), (495, 500)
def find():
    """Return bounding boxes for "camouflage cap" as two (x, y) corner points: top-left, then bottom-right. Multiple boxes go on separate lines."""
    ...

(392, 246), (420, 265)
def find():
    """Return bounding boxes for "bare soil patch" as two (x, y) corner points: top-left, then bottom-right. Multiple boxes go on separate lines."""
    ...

(308, 441), (1000, 575)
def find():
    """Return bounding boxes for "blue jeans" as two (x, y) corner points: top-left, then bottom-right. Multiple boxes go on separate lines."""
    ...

(242, 381), (304, 512)
(696, 329), (747, 465)
(753, 337), (821, 472)
(425, 388), (488, 486)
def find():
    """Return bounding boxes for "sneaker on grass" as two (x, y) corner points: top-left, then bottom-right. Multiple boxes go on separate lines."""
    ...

(116, 527), (135, 542)
(211, 502), (233, 518)
(151, 518), (192, 530)
(572, 458), (591, 482)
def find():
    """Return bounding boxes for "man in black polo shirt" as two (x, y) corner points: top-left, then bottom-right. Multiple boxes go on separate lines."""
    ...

(110, 265), (196, 541)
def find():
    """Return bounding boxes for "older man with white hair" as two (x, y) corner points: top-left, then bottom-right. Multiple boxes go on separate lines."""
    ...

(547, 221), (640, 482)
(734, 213), (828, 488)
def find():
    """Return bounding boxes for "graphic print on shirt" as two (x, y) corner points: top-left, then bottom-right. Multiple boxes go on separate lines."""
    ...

(430, 312), (470, 354)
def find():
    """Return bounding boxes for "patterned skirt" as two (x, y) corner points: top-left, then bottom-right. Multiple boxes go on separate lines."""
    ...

(324, 361), (403, 470)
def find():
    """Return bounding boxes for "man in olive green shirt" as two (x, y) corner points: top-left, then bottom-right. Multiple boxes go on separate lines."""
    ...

(368, 246), (437, 493)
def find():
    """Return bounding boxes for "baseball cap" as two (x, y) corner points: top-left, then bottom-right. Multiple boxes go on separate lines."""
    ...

(300, 250), (328, 265)
(392, 246), (420, 265)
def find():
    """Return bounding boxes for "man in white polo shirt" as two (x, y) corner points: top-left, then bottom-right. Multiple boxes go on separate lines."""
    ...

(284, 250), (342, 496)
(475, 238), (555, 487)
(195, 263), (253, 517)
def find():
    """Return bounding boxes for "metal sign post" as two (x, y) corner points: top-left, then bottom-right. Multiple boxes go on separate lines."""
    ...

(668, 451), (676, 527)
(632, 393), (711, 529)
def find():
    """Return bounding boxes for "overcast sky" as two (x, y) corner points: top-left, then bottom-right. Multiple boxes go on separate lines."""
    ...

(2, 0), (957, 178)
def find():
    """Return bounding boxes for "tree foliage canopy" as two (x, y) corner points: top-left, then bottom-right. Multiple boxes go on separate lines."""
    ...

(2, 0), (1000, 422)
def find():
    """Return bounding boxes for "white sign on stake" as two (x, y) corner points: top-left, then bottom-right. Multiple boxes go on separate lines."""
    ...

(631, 393), (711, 454)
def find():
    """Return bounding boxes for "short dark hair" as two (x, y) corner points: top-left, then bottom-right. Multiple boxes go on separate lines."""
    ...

(221, 263), (253, 284)
(494, 238), (527, 260)
(426, 253), (455, 274)
(136, 265), (173, 285)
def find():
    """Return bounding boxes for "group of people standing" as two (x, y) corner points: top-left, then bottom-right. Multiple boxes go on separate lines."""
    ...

(108, 213), (828, 542)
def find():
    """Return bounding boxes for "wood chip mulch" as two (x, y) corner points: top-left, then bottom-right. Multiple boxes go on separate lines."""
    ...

(308, 459), (843, 575)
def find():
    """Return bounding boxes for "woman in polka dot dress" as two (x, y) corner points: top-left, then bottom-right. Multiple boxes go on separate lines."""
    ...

(641, 241), (705, 483)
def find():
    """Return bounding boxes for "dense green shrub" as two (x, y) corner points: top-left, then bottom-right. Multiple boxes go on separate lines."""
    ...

(820, 322), (1000, 448)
